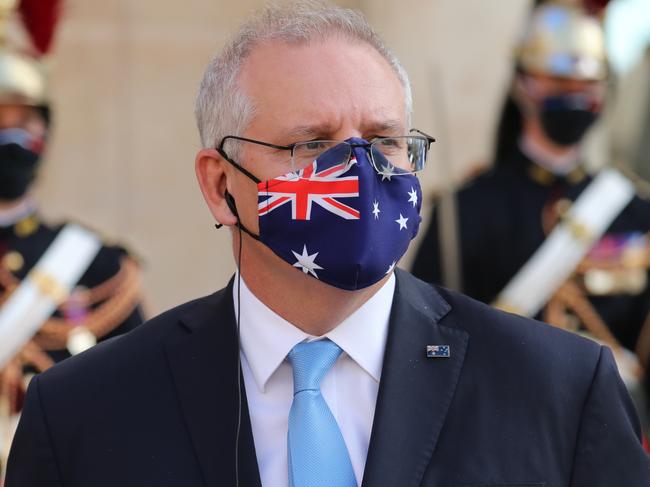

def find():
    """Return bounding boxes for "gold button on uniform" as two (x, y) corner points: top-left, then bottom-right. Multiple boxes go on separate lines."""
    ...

(14, 215), (39, 238)
(2, 251), (24, 273)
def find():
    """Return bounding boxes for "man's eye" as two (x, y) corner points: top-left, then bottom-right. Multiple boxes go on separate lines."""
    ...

(303, 141), (327, 151)
(377, 138), (404, 149)
(369, 135), (401, 144)
(379, 138), (398, 146)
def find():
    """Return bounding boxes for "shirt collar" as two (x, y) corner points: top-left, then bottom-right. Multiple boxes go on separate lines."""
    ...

(324, 276), (394, 382)
(235, 273), (395, 393)
(518, 135), (586, 186)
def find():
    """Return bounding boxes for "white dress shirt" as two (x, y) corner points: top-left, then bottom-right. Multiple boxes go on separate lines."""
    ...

(234, 274), (395, 487)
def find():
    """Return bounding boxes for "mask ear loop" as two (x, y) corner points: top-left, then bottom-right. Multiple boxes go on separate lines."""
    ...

(215, 191), (262, 241)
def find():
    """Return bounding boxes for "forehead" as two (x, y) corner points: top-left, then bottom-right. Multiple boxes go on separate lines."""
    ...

(0, 104), (45, 132)
(0, 104), (40, 121)
(238, 36), (406, 140)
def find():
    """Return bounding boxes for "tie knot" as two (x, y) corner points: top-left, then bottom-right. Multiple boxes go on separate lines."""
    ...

(287, 339), (342, 393)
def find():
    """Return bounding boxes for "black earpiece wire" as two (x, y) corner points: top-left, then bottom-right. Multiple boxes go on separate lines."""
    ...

(214, 191), (244, 487)
(235, 218), (243, 487)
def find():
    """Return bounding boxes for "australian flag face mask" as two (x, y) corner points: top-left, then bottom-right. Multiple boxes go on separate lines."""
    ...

(224, 138), (422, 290)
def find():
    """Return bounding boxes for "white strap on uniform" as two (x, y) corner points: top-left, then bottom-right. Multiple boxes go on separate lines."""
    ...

(494, 169), (635, 317)
(0, 224), (101, 368)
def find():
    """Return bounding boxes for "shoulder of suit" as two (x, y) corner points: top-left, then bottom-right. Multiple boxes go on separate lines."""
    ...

(436, 284), (596, 342)
(401, 272), (602, 369)
(434, 284), (602, 373)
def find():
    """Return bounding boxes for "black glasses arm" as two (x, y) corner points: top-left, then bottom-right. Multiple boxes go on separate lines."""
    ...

(214, 147), (262, 184)
(218, 135), (294, 152)
(216, 135), (298, 184)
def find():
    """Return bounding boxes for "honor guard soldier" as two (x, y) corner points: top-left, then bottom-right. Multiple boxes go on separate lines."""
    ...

(413, 1), (650, 423)
(0, 0), (144, 477)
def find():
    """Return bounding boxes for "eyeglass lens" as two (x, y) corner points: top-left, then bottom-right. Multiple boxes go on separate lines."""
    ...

(291, 137), (429, 175)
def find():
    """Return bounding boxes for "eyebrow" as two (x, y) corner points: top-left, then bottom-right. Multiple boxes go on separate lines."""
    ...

(365, 119), (405, 134)
(284, 119), (406, 140)
(284, 124), (331, 139)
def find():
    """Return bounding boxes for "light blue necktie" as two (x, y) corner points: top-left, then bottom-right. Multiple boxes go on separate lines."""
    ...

(287, 339), (358, 487)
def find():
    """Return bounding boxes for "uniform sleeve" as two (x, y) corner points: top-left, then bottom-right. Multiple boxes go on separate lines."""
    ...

(5, 376), (64, 487)
(570, 346), (650, 486)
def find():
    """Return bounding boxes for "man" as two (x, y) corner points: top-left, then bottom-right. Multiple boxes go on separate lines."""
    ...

(6, 1), (650, 485)
(0, 1), (144, 479)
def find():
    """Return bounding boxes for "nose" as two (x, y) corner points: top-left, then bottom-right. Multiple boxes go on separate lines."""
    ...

(345, 137), (372, 165)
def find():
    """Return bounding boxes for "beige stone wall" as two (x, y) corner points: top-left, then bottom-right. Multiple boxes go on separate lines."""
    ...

(33, 0), (531, 314)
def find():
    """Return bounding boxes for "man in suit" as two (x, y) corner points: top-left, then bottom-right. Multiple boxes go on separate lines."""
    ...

(5, 1), (650, 486)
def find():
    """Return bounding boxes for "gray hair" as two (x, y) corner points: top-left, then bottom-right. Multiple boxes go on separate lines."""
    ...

(194, 0), (412, 150)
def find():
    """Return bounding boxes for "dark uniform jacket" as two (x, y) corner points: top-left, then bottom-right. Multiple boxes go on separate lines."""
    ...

(412, 151), (650, 353)
(0, 213), (144, 364)
(6, 270), (650, 486)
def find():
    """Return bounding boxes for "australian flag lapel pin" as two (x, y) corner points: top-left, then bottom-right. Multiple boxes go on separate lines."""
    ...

(427, 345), (450, 358)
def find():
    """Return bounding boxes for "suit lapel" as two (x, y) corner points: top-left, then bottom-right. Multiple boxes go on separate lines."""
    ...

(163, 279), (262, 487)
(362, 271), (469, 487)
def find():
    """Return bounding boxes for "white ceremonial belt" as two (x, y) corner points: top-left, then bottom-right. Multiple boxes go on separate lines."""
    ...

(0, 224), (101, 368)
(494, 169), (635, 317)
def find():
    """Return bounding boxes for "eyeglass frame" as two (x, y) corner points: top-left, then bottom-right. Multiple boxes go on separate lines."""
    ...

(215, 129), (436, 183)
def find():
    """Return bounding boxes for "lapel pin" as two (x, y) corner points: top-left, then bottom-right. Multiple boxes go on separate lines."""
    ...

(427, 345), (450, 358)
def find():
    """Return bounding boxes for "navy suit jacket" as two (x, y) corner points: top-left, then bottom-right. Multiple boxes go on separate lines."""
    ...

(6, 270), (650, 486)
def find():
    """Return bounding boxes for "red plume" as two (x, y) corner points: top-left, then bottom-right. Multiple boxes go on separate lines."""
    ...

(18, 0), (63, 56)
(583, 0), (610, 15)
(533, 0), (611, 16)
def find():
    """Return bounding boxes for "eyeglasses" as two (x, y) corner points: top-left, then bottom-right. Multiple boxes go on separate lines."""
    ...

(217, 129), (435, 180)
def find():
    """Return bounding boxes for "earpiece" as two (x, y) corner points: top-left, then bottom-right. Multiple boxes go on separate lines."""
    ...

(213, 191), (238, 230)
(225, 190), (239, 217)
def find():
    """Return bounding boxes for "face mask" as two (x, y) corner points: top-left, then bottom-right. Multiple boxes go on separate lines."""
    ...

(0, 128), (43, 200)
(538, 93), (600, 147)
(225, 138), (422, 290)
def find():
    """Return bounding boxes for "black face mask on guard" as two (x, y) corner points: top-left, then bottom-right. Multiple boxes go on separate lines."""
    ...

(0, 143), (41, 200)
(538, 93), (600, 147)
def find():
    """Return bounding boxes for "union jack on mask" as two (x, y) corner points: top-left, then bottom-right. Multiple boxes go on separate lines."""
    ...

(242, 137), (422, 290)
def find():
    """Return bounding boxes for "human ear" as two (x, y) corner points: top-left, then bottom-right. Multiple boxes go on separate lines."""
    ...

(195, 148), (238, 227)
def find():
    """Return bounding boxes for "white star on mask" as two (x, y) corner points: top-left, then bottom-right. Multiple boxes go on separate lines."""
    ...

(380, 162), (395, 181)
(292, 245), (324, 278)
(407, 187), (418, 207)
(395, 214), (408, 230)
(372, 201), (381, 219)
(385, 261), (396, 275)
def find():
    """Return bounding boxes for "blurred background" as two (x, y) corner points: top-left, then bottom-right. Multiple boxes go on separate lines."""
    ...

(19, 0), (650, 314)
